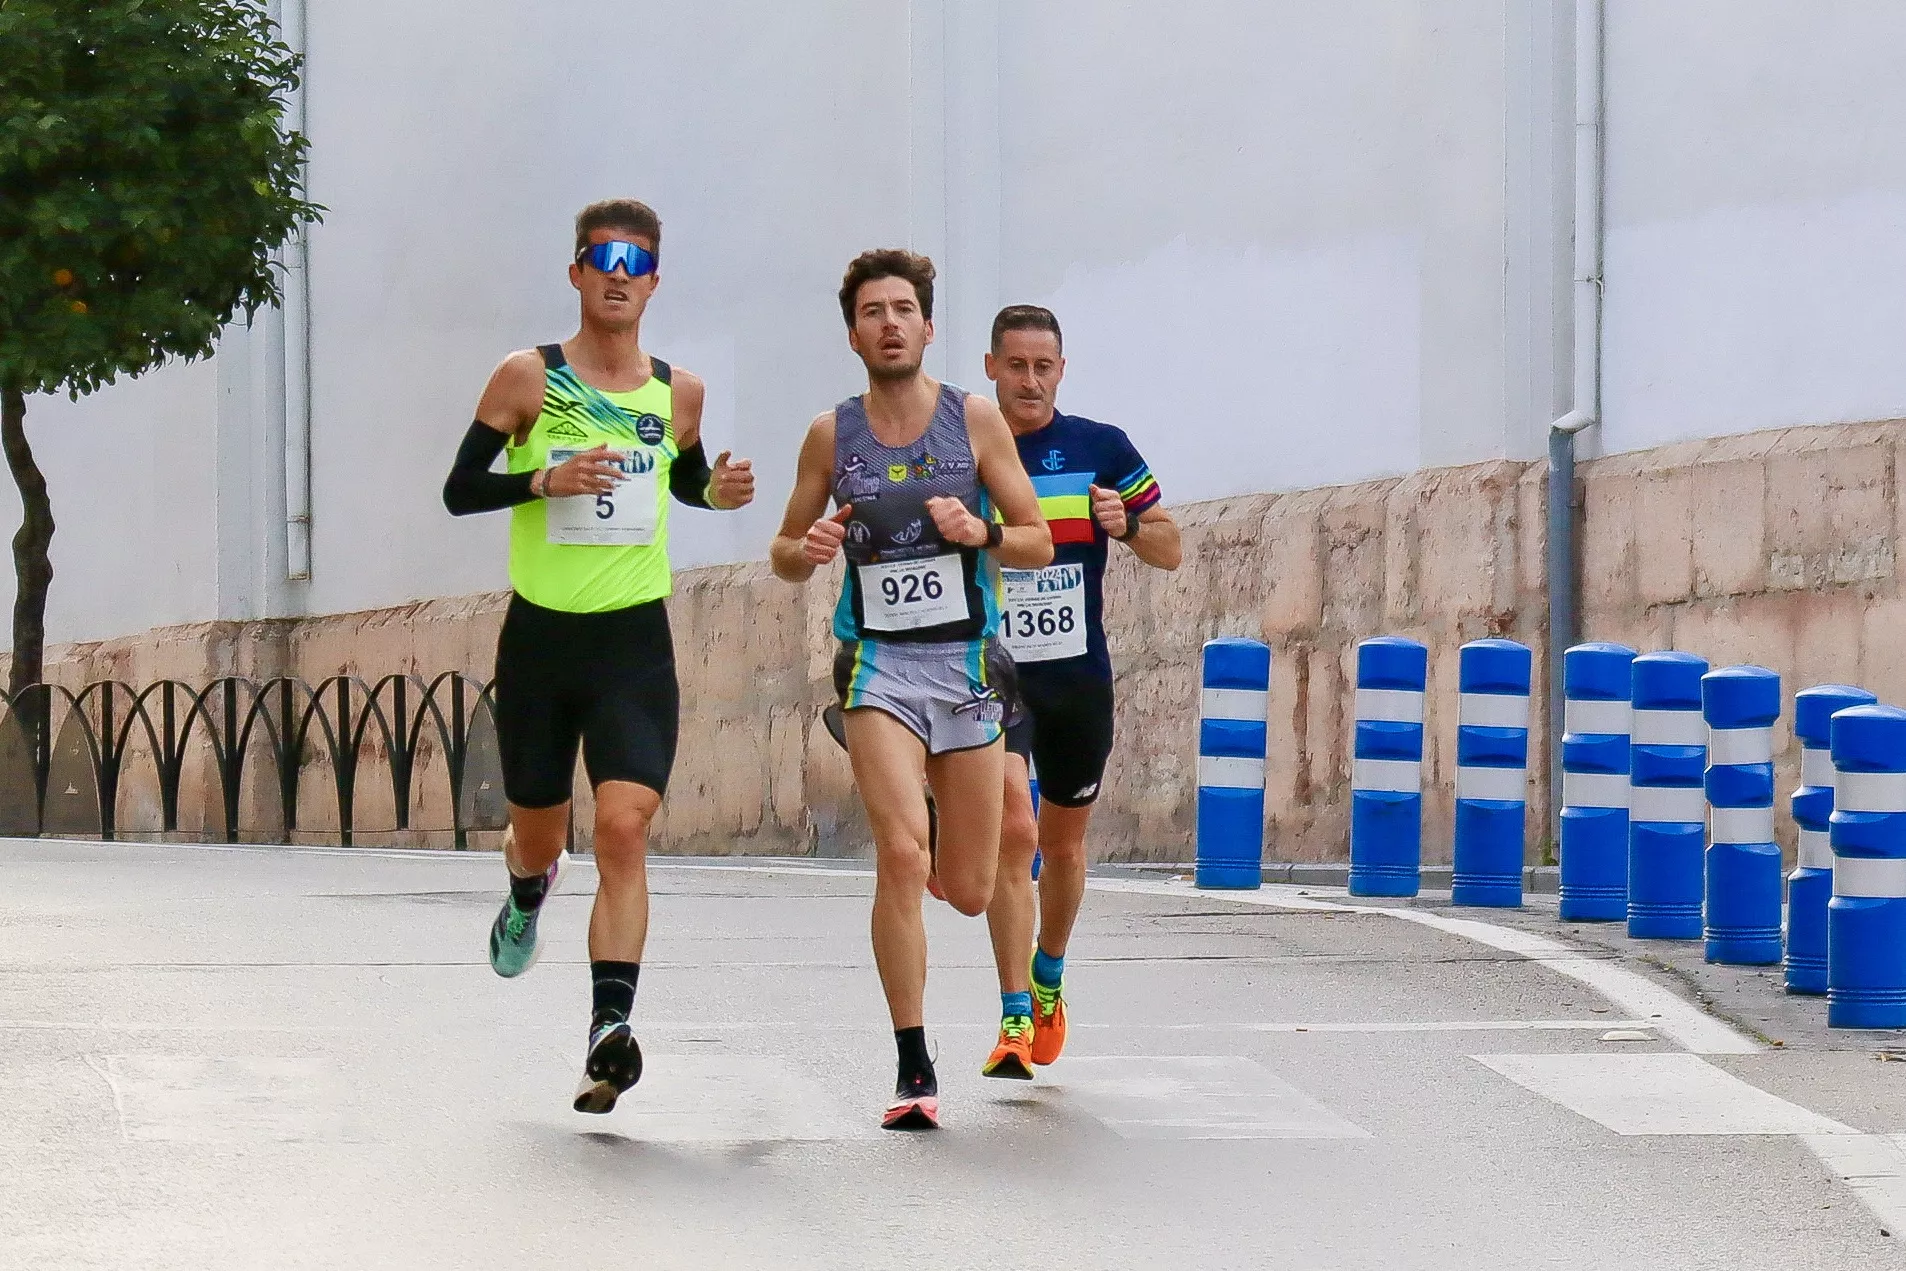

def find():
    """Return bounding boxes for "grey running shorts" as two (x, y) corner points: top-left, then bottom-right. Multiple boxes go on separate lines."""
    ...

(833, 638), (1012, 756)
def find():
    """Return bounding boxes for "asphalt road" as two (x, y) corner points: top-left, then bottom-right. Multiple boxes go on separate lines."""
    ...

(2, 840), (1902, 1270)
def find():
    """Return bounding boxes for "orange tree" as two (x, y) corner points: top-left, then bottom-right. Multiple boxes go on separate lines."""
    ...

(0, 0), (319, 699)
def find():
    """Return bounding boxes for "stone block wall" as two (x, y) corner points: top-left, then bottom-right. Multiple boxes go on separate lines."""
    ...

(14, 418), (1905, 860)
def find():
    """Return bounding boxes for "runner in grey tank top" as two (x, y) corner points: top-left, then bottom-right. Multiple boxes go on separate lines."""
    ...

(769, 250), (1052, 1130)
(830, 381), (997, 644)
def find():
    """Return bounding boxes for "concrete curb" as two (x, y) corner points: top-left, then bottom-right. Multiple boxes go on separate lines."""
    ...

(1100, 861), (1563, 895)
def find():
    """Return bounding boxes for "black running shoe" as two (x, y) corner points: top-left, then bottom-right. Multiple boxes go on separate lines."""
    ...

(882, 1067), (940, 1130)
(572, 1018), (643, 1114)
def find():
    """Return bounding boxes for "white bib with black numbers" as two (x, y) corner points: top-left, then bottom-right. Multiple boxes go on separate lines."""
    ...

(1000, 564), (1087, 662)
(544, 448), (659, 546)
(858, 554), (969, 632)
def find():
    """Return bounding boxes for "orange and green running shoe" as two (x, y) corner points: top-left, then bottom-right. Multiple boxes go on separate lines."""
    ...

(1029, 971), (1068, 1066)
(981, 1014), (1035, 1080)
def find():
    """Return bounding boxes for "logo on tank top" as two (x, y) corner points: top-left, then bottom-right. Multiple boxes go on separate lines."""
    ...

(848, 521), (871, 545)
(1041, 449), (1065, 472)
(547, 419), (588, 442)
(887, 463), (910, 483)
(633, 413), (667, 445)
(841, 471), (882, 500)
(892, 518), (925, 546)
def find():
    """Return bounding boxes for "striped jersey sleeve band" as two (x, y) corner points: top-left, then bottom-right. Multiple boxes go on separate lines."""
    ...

(1116, 462), (1161, 513)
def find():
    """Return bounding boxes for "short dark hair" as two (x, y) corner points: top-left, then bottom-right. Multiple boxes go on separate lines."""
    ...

(574, 199), (662, 262)
(991, 304), (1063, 354)
(839, 249), (936, 327)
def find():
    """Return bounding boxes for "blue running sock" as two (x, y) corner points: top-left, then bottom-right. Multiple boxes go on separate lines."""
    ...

(1001, 991), (1032, 1020)
(1032, 948), (1064, 989)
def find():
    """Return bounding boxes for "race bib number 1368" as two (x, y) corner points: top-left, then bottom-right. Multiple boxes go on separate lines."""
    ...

(1000, 564), (1087, 662)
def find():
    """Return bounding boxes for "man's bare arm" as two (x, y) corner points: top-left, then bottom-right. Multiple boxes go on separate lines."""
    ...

(769, 413), (842, 582)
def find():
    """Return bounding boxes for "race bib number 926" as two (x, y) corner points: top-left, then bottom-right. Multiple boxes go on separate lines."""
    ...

(859, 554), (968, 632)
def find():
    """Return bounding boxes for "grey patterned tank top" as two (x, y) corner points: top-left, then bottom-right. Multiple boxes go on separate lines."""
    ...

(829, 382), (999, 643)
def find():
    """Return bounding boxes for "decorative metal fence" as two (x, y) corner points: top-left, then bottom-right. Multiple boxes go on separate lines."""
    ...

(0, 674), (508, 848)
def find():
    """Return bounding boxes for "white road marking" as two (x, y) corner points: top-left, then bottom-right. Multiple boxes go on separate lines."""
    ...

(1053, 1056), (1370, 1141)
(1085, 877), (1759, 1055)
(1223, 1019), (1651, 1035)
(572, 1055), (872, 1143)
(1803, 1133), (1906, 1234)
(92, 1055), (348, 1143)
(1083, 875), (1906, 1232)
(1472, 1053), (1846, 1136)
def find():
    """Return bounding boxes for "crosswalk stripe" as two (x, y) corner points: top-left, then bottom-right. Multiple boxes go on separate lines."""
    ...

(1472, 1052), (1846, 1136)
(1051, 1055), (1371, 1141)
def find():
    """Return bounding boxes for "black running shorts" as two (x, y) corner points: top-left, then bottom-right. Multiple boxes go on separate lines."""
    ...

(492, 593), (680, 808)
(1004, 671), (1115, 807)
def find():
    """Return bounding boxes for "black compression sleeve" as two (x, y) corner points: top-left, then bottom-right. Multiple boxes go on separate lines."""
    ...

(669, 438), (715, 509)
(443, 420), (536, 516)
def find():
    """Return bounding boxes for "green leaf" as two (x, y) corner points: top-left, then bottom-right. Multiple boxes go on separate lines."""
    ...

(0, 0), (324, 399)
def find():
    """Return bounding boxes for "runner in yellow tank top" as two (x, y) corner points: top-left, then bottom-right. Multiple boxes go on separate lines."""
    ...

(442, 199), (755, 1115)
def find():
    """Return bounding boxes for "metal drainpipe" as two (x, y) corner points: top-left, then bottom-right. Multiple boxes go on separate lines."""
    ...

(1546, 0), (1605, 843)
(281, 0), (314, 583)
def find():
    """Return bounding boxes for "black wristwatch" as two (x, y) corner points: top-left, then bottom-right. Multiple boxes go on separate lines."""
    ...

(1116, 514), (1143, 542)
(984, 520), (1004, 549)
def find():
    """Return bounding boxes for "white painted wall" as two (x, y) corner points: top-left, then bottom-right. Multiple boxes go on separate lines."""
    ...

(991, 1), (1525, 498)
(11, 1), (1906, 648)
(3, 360), (221, 644)
(1599, 0), (1906, 454)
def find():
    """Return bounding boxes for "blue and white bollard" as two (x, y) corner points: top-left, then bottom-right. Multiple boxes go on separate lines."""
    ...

(1559, 642), (1636, 922)
(1627, 651), (1709, 941)
(1827, 704), (1906, 1029)
(1196, 638), (1270, 890)
(1349, 636), (1428, 898)
(1701, 665), (1783, 965)
(1786, 685), (1875, 995)
(1451, 638), (1532, 908)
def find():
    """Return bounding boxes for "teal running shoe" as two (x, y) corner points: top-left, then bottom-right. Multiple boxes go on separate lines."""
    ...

(487, 852), (565, 978)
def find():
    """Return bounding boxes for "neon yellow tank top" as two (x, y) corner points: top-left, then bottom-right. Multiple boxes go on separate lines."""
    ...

(506, 344), (678, 612)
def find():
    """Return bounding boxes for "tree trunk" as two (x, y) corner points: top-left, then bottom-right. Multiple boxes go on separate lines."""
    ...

(2, 387), (53, 700)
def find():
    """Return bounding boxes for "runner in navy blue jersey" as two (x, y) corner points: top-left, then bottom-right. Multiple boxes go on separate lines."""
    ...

(978, 305), (1183, 1079)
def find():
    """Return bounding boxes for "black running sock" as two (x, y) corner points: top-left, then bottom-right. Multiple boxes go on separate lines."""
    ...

(591, 961), (640, 1028)
(894, 1026), (934, 1085)
(509, 866), (552, 913)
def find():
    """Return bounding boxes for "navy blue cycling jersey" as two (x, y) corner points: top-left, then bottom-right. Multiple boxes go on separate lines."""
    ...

(1002, 411), (1161, 683)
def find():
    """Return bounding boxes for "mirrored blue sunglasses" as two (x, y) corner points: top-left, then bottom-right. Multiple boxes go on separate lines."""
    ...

(579, 240), (657, 278)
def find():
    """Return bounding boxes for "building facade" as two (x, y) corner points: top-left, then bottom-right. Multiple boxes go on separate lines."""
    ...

(13, 1), (1906, 856)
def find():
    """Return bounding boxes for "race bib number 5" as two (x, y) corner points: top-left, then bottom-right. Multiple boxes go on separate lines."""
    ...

(1001, 564), (1087, 662)
(859, 554), (969, 632)
(545, 448), (659, 546)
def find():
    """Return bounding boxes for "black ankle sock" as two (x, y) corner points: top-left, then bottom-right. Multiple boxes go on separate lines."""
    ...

(591, 961), (640, 1026)
(894, 1026), (933, 1081)
(508, 866), (551, 912)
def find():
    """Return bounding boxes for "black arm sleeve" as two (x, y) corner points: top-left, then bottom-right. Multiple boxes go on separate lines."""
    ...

(442, 420), (536, 516)
(669, 438), (715, 509)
